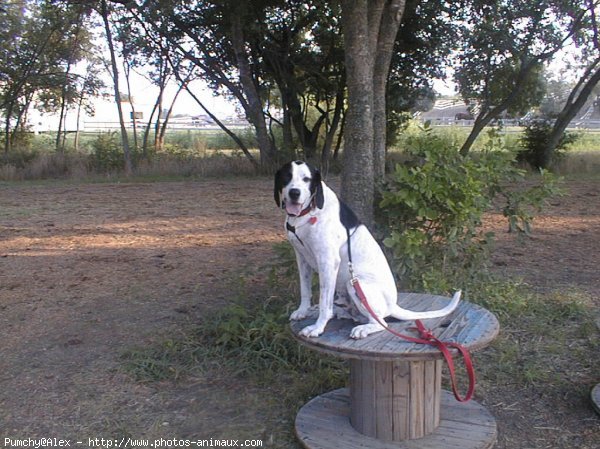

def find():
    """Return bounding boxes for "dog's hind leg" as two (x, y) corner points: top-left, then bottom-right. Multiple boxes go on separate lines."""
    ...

(345, 280), (387, 339)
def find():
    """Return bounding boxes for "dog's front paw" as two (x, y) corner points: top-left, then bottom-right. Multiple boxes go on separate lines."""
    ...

(350, 324), (382, 339)
(290, 307), (309, 321)
(299, 324), (324, 338)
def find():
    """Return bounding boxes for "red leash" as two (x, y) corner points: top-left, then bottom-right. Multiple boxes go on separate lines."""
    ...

(351, 279), (476, 402)
(345, 226), (475, 402)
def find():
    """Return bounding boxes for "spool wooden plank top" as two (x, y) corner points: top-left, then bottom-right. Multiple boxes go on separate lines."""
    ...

(290, 293), (500, 361)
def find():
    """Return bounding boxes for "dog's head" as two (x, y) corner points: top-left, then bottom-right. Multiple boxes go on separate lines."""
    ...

(274, 161), (324, 216)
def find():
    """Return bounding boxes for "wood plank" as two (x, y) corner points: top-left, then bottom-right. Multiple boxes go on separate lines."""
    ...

(434, 359), (442, 429)
(392, 360), (411, 440)
(409, 361), (425, 439)
(423, 360), (439, 434)
(374, 361), (394, 440)
(349, 359), (363, 433)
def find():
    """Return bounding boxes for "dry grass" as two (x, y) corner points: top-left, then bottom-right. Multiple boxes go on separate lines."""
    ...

(0, 151), (257, 181)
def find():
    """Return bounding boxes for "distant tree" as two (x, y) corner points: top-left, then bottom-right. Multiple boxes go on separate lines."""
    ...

(455, 0), (592, 155)
(48, 2), (96, 152)
(386, 0), (463, 145)
(129, 0), (347, 169)
(540, 0), (600, 168)
(0, 1), (83, 154)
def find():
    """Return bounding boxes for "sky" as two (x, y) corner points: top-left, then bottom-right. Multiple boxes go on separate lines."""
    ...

(124, 70), (239, 118)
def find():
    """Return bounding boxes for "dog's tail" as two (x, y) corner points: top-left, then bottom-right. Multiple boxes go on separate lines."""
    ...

(390, 290), (461, 321)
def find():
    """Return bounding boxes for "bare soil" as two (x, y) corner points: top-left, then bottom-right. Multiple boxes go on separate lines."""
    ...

(0, 177), (598, 448)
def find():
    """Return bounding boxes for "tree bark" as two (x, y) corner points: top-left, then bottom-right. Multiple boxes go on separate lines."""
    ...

(341, 0), (375, 225)
(341, 0), (406, 225)
(372, 0), (405, 181)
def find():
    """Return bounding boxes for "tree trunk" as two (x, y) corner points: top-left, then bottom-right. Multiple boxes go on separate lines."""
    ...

(341, 0), (375, 225)
(74, 84), (86, 152)
(158, 81), (186, 146)
(101, 0), (132, 176)
(459, 114), (491, 155)
(372, 0), (405, 181)
(142, 102), (157, 158)
(321, 88), (345, 176)
(56, 60), (72, 153)
(153, 82), (164, 151)
(541, 62), (600, 168)
(124, 63), (139, 152)
(340, 0), (406, 225)
(282, 107), (294, 157)
(4, 100), (14, 156)
(182, 84), (260, 169)
(230, 14), (277, 168)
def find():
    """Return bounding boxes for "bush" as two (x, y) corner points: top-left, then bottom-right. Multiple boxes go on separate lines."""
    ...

(517, 119), (578, 170)
(90, 132), (126, 172)
(377, 124), (562, 293)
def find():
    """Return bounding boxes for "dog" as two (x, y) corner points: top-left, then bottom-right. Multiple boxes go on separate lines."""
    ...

(274, 160), (461, 339)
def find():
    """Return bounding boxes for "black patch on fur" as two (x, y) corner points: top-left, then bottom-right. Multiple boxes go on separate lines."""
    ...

(340, 200), (360, 230)
(274, 162), (293, 207)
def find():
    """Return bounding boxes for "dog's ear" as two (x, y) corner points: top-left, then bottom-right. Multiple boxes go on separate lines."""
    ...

(274, 168), (283, 208)
(312, 169), (325, 209)
(274, 164), (292, 208)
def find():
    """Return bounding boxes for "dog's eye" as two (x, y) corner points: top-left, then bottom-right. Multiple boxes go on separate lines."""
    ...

(303, 177), (311, 183)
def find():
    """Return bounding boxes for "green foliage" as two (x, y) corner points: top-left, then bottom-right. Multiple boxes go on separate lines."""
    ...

(517, 119), (579, 170)
(90, 132), (127, 172)
(89, 132), (148, 173)
(378, 124), (562, 292)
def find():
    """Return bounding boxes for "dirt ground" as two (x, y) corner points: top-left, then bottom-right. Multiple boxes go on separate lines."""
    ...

(0, 176), (598, 448)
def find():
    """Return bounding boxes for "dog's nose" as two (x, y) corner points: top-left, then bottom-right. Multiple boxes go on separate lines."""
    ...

(289, 188), (301, 201)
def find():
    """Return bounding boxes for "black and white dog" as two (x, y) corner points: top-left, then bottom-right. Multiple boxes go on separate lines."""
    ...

(274, 160), (461, 339)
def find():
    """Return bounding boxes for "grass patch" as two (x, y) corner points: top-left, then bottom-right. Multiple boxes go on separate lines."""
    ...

(468, 283), (598, 396)
(120, 270), (347, 411)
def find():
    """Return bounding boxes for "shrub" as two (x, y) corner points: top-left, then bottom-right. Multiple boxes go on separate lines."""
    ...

(517, 119), (578, 170)
(90, 132), (126, 172)
(377, 124), (562, 293)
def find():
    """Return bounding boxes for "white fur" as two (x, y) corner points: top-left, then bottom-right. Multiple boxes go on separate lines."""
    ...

(277, 161), (461, 339)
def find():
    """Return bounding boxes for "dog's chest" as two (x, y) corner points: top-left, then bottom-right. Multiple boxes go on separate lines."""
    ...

(286, 221), (317, 260)
(286, 217), (345, 267)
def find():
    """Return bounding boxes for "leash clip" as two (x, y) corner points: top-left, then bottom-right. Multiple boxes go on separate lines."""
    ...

(348, 262), (358, 285)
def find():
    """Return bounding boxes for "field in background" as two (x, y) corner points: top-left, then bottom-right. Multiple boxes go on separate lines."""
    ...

(2, 124), (600, 181)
